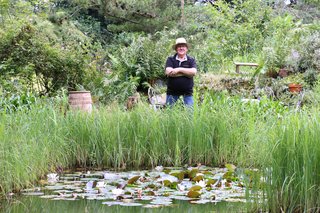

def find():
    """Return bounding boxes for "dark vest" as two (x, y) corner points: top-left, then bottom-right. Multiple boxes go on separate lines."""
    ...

(165, 54), (197, 96)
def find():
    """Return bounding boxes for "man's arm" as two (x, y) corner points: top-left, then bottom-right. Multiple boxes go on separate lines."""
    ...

(175, 67), (197, 77)
(165, 67), (174, 76)
(166, 67), (197, 78)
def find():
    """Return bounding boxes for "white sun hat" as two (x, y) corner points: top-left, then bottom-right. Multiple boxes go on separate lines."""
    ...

(172, 37), (189, 50)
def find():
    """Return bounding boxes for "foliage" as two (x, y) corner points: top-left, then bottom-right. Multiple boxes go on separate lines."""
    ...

(202, 1), (271, 64)
(262, 112), (320, 212)
(260, 15), (298, 73)
(0, 81), (37, 114)
(97, 0), (182, 33)
(0, 16), (104, 96)
(102, 31), (173, 103)
(297, 31), (320, 71)
(1, 91), (320, 211)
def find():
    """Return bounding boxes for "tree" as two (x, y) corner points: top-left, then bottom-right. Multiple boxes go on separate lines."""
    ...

(95, 0), (182, 33)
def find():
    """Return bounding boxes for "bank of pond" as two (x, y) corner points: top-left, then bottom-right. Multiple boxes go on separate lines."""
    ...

(0, 95), (319, 212)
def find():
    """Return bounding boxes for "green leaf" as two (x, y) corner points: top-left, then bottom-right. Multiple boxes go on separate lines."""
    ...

(187, 190), (201, 198)
(189, 185), (202, 191)
(128, 176), (140, 184)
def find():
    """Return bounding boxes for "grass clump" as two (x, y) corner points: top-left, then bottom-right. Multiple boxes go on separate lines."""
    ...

(1, 93), (320, 212)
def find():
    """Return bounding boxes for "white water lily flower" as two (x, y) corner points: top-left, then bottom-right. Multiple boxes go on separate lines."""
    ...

(47, 173), (59, 183)
(220, 179), (226, 189)
(112, 188), (124, 196)
(154, 166), (164, 172)
(195, 180), (206, 188)
(177, 183), (186, 191)
(96, 181), (105, 188)
(86, 181), (94, 190)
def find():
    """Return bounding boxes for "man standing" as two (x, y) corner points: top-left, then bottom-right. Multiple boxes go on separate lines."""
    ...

(165, 37), (197, 107)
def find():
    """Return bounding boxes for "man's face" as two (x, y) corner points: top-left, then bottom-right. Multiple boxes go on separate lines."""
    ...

(176, 44), (188, 56)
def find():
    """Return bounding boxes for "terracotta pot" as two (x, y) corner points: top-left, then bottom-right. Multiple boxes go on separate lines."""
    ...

(288, 83), (302, 93)
(68, 91), (92, 112)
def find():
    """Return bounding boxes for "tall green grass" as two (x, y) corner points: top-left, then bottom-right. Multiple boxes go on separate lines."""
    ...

(1, 94), (320, 211)
(0, 106), (70, 195)
(61, 94), (272, 169)
(262, 110), (320, 212)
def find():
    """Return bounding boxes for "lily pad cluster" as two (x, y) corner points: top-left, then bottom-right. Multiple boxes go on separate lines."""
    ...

(21, 165), (247, 208)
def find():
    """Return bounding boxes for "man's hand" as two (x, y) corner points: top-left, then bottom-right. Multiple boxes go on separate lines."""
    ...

(168, 69), (181, 77)
(166, 67), (181, 77)
(165, 67), (196, 78)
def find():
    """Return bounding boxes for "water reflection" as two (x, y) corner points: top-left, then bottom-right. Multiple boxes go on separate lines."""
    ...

(3, 197), (246, 213)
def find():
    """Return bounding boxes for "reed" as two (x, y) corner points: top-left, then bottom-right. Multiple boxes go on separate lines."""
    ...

(61, 94), (268, 169)
(261, 110), (320, 212)
(1, 94), (319, 212)
(0, 105), (69, 195)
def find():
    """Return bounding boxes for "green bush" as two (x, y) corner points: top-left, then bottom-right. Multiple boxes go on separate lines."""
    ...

(103, 31), (173, 102)
(0, 17), (104, 96)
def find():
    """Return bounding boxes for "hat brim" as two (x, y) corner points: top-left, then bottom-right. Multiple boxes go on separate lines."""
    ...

(172, 43), (189, 50)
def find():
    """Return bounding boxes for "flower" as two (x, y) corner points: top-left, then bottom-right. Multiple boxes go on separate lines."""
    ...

(112, 188), (124, 196)
(177, 183), (186, 191)
(154, 166), (164, 172)
(96, 181), (105, 188)
(47, 173), (59, 183)
(195, 180), (206, 188)
(86, 181), (94, 190)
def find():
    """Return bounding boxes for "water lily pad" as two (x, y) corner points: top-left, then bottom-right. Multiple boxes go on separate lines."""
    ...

(143, 204), (163, 208)
(53, 190), (73, 194)
(20, 166), (250, 208)
(104, 173), (121, 180)
(145, 191), (156, 196)
(137, 196), (154, 201)
(206, 179), (217, 187)
(102, 201), (124, 206)
(22, 192), (44, 196)
(158, 174), (178, 183)
(169, 195), (193, 201)
(203, 171), (213, 175)
(187, 190), (201, 198)
(52, 197), (76, 201)
(223, 171), (238, 182)
(170, 172), (184, 181)
(192, 175), (204, 182)
(225, 198), (247, 203)
(150, 198), (172, 205)
(40, 195), (58, 199)
(128, 176), (140, 184)
(45, 185), (65, 190)
(225, 164), (236, 172)
(119, 202), (143, 206)
(163, 180), (171, 187)
(21, 188), (41, 192)
(190, 199), (212, 204)
(145, 183), (157, 189)
(60, 176), (78, 181)
(81, 178), (99, 182)
(189, 185), (202, 191)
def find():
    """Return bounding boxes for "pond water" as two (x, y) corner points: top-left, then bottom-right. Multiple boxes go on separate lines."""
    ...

(3, 197), (246, 212)
(1, 166), (250, 212)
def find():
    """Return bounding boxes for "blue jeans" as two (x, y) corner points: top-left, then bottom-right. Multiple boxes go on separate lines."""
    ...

(166, 95), (194, 107)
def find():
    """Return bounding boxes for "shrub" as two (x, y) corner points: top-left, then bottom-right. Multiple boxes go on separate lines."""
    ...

(0, 17), (104, 96)
(103, 31), (173, 102)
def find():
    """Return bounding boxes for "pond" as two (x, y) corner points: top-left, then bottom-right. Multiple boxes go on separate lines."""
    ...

(2, 166), (250, 212)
